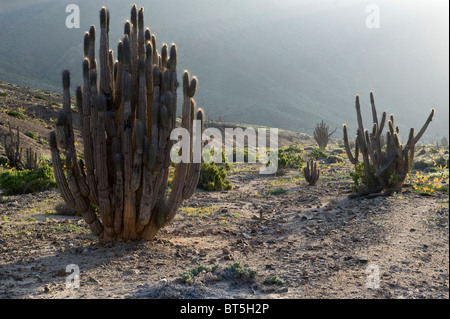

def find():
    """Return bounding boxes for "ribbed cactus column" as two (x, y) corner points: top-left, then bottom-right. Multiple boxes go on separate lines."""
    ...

(50, 5), (204, 241)
(343, 92), (434, 194)
(303, 159), (320, 186)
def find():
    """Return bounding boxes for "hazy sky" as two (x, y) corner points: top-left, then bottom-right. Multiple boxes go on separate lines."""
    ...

(0, 0), (448, 139)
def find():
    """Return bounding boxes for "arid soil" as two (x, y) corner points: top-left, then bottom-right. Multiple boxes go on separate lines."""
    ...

(0, 81), (448, 299)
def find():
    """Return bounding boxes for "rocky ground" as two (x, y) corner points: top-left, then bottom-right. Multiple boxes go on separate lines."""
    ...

(0, 162), (448, 299)
(0, 81), (448, 299)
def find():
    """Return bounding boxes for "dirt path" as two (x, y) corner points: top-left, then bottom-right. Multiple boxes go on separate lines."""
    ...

(315, 194), (449, 298)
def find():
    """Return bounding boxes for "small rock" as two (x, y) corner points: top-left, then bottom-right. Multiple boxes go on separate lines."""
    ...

(242, 233), (252, 239)
(56, 269), (67, 277)
(279, 287), (289, 293)
(123, 269), (139, 276)
(7, 201), (18, 207)
(343, 256), (353, 261)
(358, 258), (369, 264)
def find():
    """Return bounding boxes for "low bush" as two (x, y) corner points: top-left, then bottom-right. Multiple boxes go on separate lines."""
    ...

(198, 161), (232, 191)
(308, 147), (328, 160)
(225, 262), (258, 280)
(34, 95), (48, 101)
(180, 265), (219, 285)
(6, 110), (25, 120)
(25, 131), (39, 140)
(0, 165), (56, 195)
(269, 144), (305, 172)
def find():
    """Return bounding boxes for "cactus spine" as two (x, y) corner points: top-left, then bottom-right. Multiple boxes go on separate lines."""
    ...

(303, 159), (320, 186)
(50, 5), (204, 241)
(313, 120), (336, 150)
(343, 92), (434, 194)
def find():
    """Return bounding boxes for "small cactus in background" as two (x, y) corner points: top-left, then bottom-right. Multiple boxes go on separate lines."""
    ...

(1, 122), (40, 171)
(303, 159), (320, 186)
(313, 120), (337, 150)
(343, 92), (435, 194)
(50, 5), (205, 241)
(24, 147), (38, 171)
(2, 122), (22, 168)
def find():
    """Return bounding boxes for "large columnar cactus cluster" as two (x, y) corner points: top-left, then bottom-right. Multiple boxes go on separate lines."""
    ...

(50, 5), (204, 241)
(343, 92), (434, 194)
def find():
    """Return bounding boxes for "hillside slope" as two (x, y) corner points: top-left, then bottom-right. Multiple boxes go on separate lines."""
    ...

(0, 80), (312, 162)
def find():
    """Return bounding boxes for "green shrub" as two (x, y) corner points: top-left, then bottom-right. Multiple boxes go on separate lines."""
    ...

(232, 147), (250, 163)
(267, 188), (287, 196)
(349, 162), (378, 193)
(25, 131), (39, 140)
(309, 148), (328, 160)
(269, 144), (305, 171)
(283, 143), (303, 154)
(179, 265), (218, 285)
(225, 262), (258, 279)
(34, 95), (48, 101)
(6, 110), (25, 120)
(325, 154), (344, 164)
(434, 156), (448, 168)
(0, 91), (7, 97)
(428, 147), (439, 154)
(0, 165), (56, 195)
(278, 150), (304, 169)
(198, 161), (232, 191)
(264, 275), (286, 285)
(413, 159), (438, 171)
